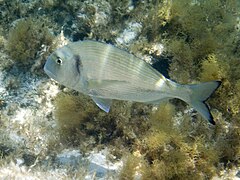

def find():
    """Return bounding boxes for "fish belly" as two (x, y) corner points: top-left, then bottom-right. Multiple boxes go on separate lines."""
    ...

(85, 79), (173, 103)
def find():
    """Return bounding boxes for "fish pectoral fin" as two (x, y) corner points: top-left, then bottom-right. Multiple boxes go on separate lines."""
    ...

(87, 79), (128, 89)
(91, 97), (112, 113)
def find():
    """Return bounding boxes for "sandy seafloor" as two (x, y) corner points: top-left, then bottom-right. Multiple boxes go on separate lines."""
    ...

(0, 0), (240, 179)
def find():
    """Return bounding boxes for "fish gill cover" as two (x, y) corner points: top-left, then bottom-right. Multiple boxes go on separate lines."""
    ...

(0, 0), (239, 179)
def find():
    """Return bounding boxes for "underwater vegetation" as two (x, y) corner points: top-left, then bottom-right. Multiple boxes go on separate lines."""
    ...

(6, 18), (54, 66)
(52, 0), (240, 179)
(0, 0), (239, 178)
(54, 92), (151, 155)
(133, 0), (240, 123)
(53, 92), (99, 147)
(138, 104), (219, 179)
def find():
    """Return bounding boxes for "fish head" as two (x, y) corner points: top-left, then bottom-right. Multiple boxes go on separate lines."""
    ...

(44, 46), (81, 88)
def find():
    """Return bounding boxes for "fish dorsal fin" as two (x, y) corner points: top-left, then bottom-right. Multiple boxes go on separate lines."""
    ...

(91, 97), (112, 113)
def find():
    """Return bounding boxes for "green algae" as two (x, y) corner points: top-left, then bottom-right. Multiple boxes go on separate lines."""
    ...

(6, 18), (54, 65)
(138, 103), (219, 179)
(54, 92), (150, 153)
(119, 153), (142, 180)
(1, 0), (240, 178)
(53, 92), (99, 147)
(164, 0), (238, 83)
(51, 0), (240, 178)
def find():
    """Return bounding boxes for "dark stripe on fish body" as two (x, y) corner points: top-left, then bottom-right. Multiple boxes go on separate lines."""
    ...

(74, 55), (82, 75)
(68, 41), (164, 90)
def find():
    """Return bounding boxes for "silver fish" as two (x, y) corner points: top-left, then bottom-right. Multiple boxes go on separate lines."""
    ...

(44, 40), (221, 124)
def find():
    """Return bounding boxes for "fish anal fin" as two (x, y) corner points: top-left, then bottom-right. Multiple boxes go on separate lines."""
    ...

(146, 97), (170, 104)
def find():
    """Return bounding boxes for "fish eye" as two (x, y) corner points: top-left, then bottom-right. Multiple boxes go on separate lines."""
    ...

(56, 57), (62, 65)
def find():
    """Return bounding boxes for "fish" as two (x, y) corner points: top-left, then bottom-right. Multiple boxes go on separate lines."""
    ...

(44, 40), (221, 125)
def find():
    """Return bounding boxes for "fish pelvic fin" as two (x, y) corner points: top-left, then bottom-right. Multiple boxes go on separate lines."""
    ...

(185, 81), (221, 125)
(91, 97), (112, 113)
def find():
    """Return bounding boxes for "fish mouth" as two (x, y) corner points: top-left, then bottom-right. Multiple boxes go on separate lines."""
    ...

(44, 66), (57, 80)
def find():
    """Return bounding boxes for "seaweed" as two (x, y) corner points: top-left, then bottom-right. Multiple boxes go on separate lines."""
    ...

(144, 0), (239, 84)
(131, 103), (219, 179)
(199, 54), (227, 82)
(54, 92), (146, 150)
(2, 0), (237, 178)
(119, 153), (141, 180)
(53, 92), (98, 147)
(6, 18), (54, 65)
(51, 0), (240, 178)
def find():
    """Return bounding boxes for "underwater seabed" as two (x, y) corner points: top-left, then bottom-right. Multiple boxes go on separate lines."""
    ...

(0, 63), (121, 179)
(0, 51), (239, 179)
(0, 0), (240, 179)
(0, 71), (238, 179)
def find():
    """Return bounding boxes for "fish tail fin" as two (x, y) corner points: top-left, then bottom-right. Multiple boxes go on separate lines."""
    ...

(184, 81), (221, 125)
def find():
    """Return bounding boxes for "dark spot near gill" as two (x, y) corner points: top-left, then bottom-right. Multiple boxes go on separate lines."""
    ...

(74, 55), (82, 75)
